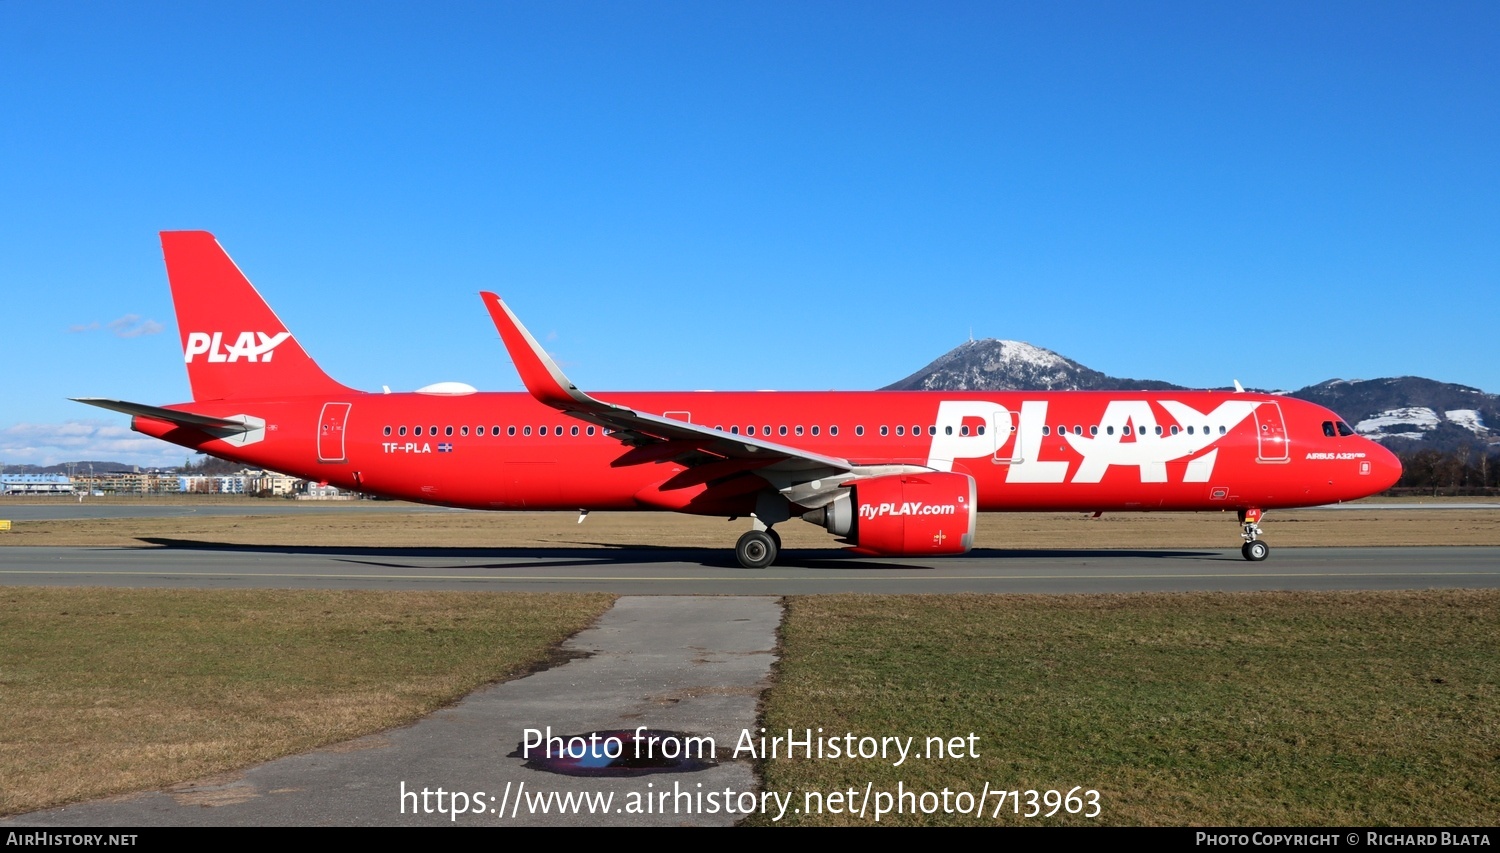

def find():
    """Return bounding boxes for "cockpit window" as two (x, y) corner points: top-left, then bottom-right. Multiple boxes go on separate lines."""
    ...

(1322, 421), (1336, 437)
(1336, 421), (1355, 437)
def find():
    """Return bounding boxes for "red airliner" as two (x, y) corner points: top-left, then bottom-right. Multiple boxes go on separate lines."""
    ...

(77, 232), (1402, 568)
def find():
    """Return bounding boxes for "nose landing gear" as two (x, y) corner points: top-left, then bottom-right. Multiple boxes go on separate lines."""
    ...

(1239, 507), (1268, 561)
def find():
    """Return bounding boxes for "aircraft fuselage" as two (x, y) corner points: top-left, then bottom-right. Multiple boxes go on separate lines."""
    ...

(133, 389), (1399, 516)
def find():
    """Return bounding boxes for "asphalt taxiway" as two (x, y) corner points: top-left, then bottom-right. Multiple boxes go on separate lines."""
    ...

(1, 543), (1496, 594)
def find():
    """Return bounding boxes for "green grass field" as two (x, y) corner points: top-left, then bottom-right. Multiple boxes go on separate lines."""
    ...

(753, 591), (1500, 825)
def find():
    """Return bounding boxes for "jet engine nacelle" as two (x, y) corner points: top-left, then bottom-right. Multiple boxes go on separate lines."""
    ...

(802, 472), (977, 556)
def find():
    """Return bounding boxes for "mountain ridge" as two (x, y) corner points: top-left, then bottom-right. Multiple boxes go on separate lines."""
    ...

(883, 338), (1498, 455)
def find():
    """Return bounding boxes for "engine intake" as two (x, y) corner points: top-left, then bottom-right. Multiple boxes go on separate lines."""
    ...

(802, 472), (976, 556)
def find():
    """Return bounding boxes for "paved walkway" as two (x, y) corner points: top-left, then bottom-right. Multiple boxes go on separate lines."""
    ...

(8, 596), (782, 827)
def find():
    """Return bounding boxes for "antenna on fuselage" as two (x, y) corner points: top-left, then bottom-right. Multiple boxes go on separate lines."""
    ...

(1233, 380), (1245, 393)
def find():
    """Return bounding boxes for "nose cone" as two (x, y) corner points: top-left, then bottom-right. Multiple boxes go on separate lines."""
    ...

(1370, 442), (1402, 492)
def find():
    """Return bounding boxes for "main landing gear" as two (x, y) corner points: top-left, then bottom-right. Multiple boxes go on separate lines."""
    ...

(1239, 508), (1269, 561)
(735, 527), (781, 569)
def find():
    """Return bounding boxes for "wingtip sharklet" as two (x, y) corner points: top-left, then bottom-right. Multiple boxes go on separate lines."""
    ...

(480, 292), (590, 408)
(477, 294), (855, 474)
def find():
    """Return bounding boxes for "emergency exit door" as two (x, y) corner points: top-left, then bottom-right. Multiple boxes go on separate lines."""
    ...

(318, 402), (351, 463)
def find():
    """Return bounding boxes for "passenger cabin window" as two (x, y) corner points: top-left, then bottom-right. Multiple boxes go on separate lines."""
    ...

(1042, 426), (1050, 436)
(856, 426), (865, 436)
(587, 426), (596, 436)
(880, 426), (888, 436)
(523, 426), (531, 436)
(796, 426), (804, 436)
(830, 426), (839, 436)
(811, 426), (820, 436)
(399, 426), (407, 436)
(779, 426), (788, 436)
(460, 426), (468, 436)
(383, 426), (391, 436)
(508, 426), (516, 436)
(896, 426), (904, 436)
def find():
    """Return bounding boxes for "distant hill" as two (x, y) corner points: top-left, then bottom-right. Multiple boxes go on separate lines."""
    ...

(881, 339), (1185, 393)
(884, 339), (1497, 455)
(2, 460), (148, 476)
(1, 455), (243, 478)
(1287, 378), (1498, 455)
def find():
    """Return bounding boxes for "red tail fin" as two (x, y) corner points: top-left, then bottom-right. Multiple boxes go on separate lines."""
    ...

(161, 231), (355, 401)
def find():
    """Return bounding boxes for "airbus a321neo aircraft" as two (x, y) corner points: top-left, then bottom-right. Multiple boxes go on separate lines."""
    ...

(77, 232), (1403, 568)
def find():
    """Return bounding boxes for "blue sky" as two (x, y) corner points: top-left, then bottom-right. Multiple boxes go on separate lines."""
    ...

(2, 1), (1496, 466)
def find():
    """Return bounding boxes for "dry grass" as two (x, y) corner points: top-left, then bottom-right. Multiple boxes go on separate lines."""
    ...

(0, 505), (1496, 549)
(0, 587), (614, 816)
(754, 591), (1500, 826)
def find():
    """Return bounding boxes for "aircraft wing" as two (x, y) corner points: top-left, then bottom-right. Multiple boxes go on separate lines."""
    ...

(481, 293), (859, 483)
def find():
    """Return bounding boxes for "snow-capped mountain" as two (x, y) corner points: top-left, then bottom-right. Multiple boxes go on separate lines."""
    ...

(880, 338), (1185, 393)
(1287, 378), (1496, 452)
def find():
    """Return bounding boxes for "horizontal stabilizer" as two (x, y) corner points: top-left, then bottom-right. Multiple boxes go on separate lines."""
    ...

(71, 398), (253, 433)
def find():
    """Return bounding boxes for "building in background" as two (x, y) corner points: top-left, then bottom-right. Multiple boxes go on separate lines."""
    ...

(1, 474), (74, 495)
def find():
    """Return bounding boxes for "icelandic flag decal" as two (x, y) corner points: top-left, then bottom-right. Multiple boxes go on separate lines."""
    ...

(438, 442), (454, 452)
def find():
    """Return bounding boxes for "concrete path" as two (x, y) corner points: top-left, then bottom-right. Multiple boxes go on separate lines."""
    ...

(7, 596), (782, 827)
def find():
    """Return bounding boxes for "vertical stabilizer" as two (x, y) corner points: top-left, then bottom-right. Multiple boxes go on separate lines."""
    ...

(161, 231), (355, 401)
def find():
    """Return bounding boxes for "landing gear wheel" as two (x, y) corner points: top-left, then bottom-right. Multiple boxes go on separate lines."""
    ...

(767, 528), (782, 552)
(736, 530), (777, 569)
(1242, 540), (1269, 562)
